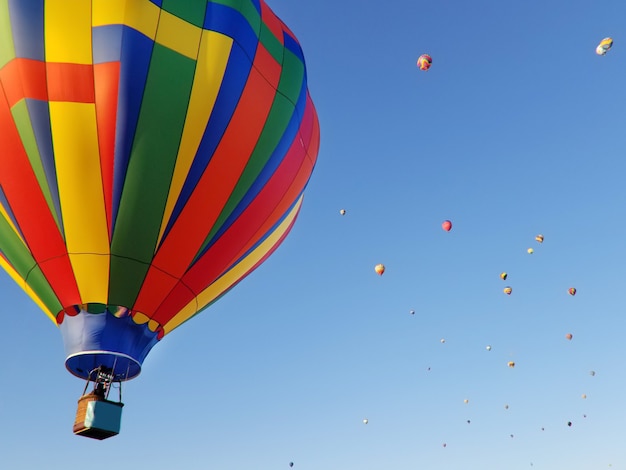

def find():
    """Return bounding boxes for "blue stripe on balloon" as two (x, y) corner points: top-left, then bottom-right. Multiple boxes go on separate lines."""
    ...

(92, 25), (124, 64)
(8, 0), (45, 61)
(204, 2), (260, 61)
(111, 27), (155, 231)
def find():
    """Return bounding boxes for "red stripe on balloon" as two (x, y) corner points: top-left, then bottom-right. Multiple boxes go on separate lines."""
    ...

(132, 57), (279, 316)
(260, 1), (285, 46)
(94, 62), (121, 239)
(0, 58), (48, 106)
(46, 63), (95, 103)
(0, 85), (81, 306)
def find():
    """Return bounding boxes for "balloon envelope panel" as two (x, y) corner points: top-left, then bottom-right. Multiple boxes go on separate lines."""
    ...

(0, 0), (320, 378)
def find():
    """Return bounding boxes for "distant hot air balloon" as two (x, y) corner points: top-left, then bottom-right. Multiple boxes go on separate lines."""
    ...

(339, 209), (346, 215)
(582, 394), (587, 399)
(567, 421), (572, 427)
(0, 0), (319, 439)
(565, 333), (573, 340)
(417, 54), (433, 71)
(596, 37), (613, 55)
(375, 264), (386, 275)
(440, 338), (446, 344)
(289, 463), (294, 468)
(527, 248), (534, 254)
(442, 443), (447, 448)
(590, 370), (596, 376)
(504, 287), (513, 295)
(508, 361), (515, 368)
(442, 220), (452, 231)
(535, 234), (544, 243)
(410, 309), (416, 315)
(486, 345), (492, 351)
(500, 272), (508, 280)
(569, 287), (577, 296)
(504, 404), (509, 410)
(464, 399), (469, 404)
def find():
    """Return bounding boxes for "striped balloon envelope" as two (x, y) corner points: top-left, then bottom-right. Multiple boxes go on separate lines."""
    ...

(0, 0), (320, 381)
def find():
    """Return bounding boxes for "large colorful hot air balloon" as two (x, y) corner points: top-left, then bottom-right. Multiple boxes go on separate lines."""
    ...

(0, 0), (319, 438)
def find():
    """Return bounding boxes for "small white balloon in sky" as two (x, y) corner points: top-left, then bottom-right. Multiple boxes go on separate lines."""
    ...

(362, 418), (368, 424)
(486, 345), (492, 351)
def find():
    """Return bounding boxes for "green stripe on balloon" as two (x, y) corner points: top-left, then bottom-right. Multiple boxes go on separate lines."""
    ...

(0, 1), (15, 68)
(260, 22), (284, 64)
(162, 0), (209, 28)
(0, 214), (62, 314)
(109, 44), (196, 308)
(277, 48), (305, 105)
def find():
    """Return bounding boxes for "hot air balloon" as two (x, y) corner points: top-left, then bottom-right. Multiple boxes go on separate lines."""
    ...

(417, 54), (432, 71)
(375, 264), (386, 275)
(590, 370), (596, 376)
(500, 272), (508, 280)
(535, 234), (544, 243)
(339, 209), (346, 215)
(527, 248), (534, 254)
(0, 0), (319, 439)
(504, 287), (512, 295)
(569, 287), (577, 296)
(508, 361), (515, 368)
(582, 394), (587, 399)
(409, 309), (415, 315)
(442, 220), (452, 231)
(289, 463), (294, 468)
(596, 37), (613, 55)
(565, 333), (573, 340)
(486, 345), (492, 351)
(464, 399), (469, 404)
(363, 418), (369, 424)
(440, 338), (446, 343)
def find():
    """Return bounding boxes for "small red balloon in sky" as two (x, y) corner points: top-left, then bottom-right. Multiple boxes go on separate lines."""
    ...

(442, 220), (452, 231)
(417, 54), (432, 71)
(565, 333), (573, 340)
(569, 287), (577, 296)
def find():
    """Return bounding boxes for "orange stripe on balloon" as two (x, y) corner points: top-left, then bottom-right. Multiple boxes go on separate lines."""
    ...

(0, 84), (81, 306)
(94, 61), (120, 239)
(132, 62), (278, 316)
(46, 63), (95, 103)
(0, 59), (48, 107)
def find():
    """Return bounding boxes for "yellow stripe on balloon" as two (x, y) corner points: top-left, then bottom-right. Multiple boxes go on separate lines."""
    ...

(0, 256), (56, 324)
(156, 10), (202, 59)
(44, 0), (93, 64)
(162, 196), (304, 335)
(50, 102), (110, 303)
(93, 0), (160, 40)
(157, 30), (233, 245)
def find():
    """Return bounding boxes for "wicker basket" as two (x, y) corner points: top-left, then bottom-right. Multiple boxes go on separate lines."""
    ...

(73, 393), (124, 440)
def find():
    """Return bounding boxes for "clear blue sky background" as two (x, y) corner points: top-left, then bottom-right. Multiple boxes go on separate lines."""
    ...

(1, 1), (626, 469)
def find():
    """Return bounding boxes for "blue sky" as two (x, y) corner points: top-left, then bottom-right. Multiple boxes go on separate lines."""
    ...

(2, 1), (626, 468)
